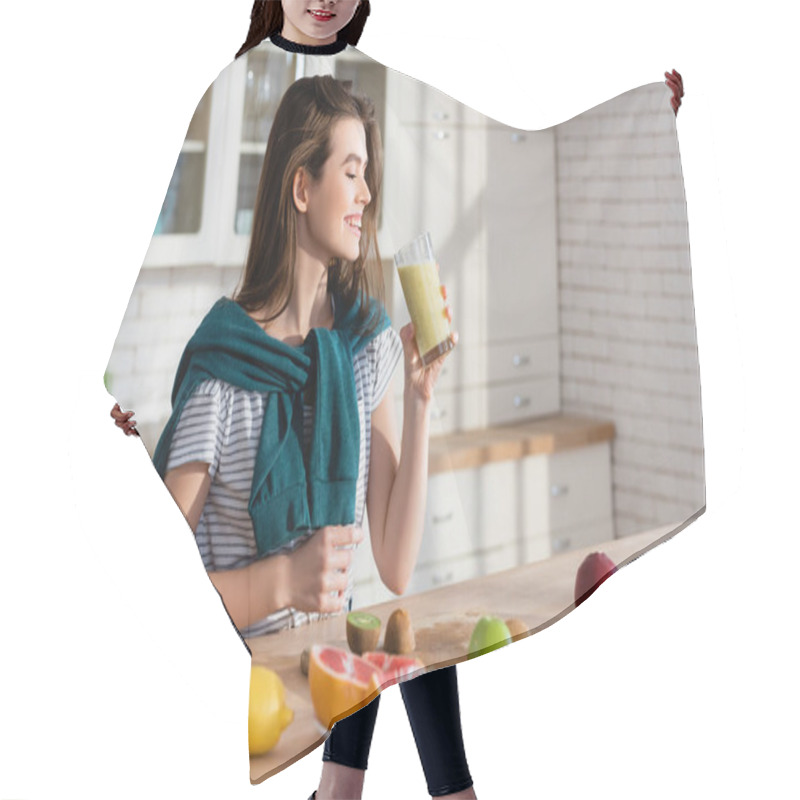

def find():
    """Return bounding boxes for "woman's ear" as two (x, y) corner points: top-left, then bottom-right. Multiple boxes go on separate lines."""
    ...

(293, 167), (309, 213)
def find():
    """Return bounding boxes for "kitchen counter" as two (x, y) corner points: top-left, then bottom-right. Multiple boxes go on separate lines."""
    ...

(428, 414), (615, 474)
(248, 521), (680, 783)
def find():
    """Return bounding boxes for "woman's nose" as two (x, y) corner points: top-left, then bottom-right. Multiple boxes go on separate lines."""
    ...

(357, 176), (371, 206)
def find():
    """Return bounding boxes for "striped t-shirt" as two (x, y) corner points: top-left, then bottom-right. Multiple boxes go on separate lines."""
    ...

(166, 325), (403, 638)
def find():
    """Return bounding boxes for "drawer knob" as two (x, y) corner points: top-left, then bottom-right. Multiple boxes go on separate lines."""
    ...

(511, 132), (526, 143)
(432, 511), (455, 525)
(551, 537), (571, 553)
(513, 395), (531, 408)
(431, 407), (448, 420)
(550, 484), (569, 497)
(432, 110), (450, 121)
(512, 354), (530, 368)
(433, 130), (450, 140)
(432, 570), (454, 586)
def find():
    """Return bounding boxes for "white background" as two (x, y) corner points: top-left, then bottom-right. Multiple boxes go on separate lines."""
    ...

(2, 1), (797, 798)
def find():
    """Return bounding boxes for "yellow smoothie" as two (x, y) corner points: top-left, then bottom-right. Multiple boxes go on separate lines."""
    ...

(397, 261), (454, 364)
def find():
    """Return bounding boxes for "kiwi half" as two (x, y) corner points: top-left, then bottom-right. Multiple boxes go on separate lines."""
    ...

(383, 608), (415, 654)
(346, 611), (382, 655)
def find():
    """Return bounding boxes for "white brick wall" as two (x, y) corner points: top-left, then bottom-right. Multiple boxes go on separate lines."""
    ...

(556, 82), (705, 539)
(106, 264), (241, 450)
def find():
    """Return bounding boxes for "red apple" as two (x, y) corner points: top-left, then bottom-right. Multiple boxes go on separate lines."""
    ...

(574, 551), (617, 606)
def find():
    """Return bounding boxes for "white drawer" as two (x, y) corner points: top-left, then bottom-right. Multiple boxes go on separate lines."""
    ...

(522, 532), (552, 564)
(476, 541), (521, 575)
(486, 338), (559, 385)
(407, 552), (480, 595)
(429, 387), (485, 434)
(471, 460), (518, 550)
(419, 470), (477, 565)
(487, 377), (560, 426)
(435, 338), (559, 393)
(548, 443), (613, 532)
(521, 442), (613, 540)
(435, 342), (486, 392)
(549, 518), (614, 555)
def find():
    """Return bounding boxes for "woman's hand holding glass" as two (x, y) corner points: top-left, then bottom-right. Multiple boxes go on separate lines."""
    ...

(400, 275), (457, 404)
(285, 524), (364, 614)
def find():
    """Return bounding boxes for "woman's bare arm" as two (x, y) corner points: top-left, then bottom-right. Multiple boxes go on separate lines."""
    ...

(163, 462), (360, 629)
(366, 387), (428, 595)
(366, 316), (455, 595)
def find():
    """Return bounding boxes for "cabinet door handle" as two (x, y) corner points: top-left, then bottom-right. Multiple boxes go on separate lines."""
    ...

(551, 537), (571, 553)
(432, 407), (448, 420)
(432, 511), (454, 525)
(511, 132), (527, 143)
(550, 484), (569, 497)
(513, 395), (531, 408)
(512, 354), (530, 368)
(433, 130), (450, 140)
(432, 110), (450, 121)
(432, 570), (454, 586)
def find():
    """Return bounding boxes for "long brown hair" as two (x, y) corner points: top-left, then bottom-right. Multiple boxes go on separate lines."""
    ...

(236, 1), (371, 59)
(234, 76), (384, 329)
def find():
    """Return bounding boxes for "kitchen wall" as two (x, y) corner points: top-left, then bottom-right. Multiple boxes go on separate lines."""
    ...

(555, 83), (705, 538)
(107, 264), (241, 449)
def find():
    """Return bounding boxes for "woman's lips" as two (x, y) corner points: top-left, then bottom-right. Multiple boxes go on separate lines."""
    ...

(345, 215), (362, 238)
(307, 9), (335, 22)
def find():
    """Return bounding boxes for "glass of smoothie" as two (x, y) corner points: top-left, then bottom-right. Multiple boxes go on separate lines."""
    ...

(394, 232), (455, 366)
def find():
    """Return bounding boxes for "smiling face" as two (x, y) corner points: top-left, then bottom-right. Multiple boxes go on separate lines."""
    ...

(281, 0), (361, 45)
(296, 117), (372, 264)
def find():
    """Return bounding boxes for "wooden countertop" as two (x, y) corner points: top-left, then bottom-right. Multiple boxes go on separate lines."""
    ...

(429, 414), (615, 474)
(248, 521), (679, 784)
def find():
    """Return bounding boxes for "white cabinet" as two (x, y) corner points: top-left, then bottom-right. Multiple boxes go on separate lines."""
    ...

(521, 442), (614, 562)
(351, 441), (615, 602)
(484, 127), (559, 343)
(384, 74), (560, 431)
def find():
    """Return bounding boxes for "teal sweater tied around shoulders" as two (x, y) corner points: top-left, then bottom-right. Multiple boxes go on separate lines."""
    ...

(153, 293), (390, 558)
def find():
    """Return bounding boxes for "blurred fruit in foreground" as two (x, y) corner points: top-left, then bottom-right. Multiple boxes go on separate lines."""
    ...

(308, 645), (381, 729)
(248, 665), (293, 756)
(363, 652), (424, 688)
(468, 616), (512, 659)
(383, 608), (415, 654)
(574, 551), (617, 606)
(505, 618), (528, 638)
(346, 610), (382, 654)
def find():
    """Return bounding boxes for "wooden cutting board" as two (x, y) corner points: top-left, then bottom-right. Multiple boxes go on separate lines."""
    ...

(248, 524), (682, 782)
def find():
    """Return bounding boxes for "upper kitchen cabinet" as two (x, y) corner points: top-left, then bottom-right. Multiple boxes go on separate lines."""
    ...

(141, 48), (300, 269)
(383, 71), (560, 431)
(485, 127), (559, 344)
(389, 75), (486, 128)
(382, 120), (487, 346)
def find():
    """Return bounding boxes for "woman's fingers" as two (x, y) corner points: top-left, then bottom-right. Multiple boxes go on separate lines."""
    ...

(111, 403), (138, 435)
(327, 524), (363, 548)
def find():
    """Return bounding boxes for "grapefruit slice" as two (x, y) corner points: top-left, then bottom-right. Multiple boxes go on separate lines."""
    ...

(362, 652), (425, 688)
(308, 645), (382, 729)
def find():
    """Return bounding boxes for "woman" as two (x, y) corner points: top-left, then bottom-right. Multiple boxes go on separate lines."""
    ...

(120, 71), (474, 799)
(110, 5), (685, 798)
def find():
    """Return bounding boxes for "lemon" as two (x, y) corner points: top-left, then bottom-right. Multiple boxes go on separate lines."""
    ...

(248, 665), (294, 756)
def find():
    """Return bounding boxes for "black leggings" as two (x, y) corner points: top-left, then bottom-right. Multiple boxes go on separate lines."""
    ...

(322, 665), (473, 797)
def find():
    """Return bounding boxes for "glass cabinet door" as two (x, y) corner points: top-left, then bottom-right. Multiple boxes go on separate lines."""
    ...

(153, 86), (213, 235)
(235, 50), (297, 236)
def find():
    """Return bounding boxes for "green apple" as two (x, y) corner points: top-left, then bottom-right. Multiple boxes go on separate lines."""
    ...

(468, 616), (512, 659)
